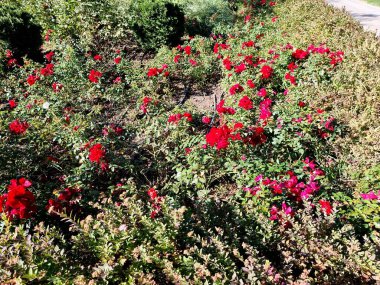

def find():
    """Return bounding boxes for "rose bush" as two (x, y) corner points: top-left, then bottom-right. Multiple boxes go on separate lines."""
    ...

(0, 0), (379, 283)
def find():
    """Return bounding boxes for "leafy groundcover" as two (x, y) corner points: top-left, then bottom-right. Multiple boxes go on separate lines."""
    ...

(0, 0), (380, 284)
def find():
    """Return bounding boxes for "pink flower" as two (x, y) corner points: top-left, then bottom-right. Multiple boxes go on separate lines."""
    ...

(257, 88), (267, 97)
(202, 116), (211, 124)
(113, 77), (122, 84)
(270, 206), (279, 220)
(282, 202), (294, 216)
(360, 191), (379, 200)
(189, 59), (197, 66)
(259, 99), (272, 120)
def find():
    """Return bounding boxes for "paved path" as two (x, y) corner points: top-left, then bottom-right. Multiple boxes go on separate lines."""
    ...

(327, 0), (380, 36)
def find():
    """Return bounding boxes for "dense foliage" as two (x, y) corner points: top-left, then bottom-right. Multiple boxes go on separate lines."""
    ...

(0, 0), (379, 284)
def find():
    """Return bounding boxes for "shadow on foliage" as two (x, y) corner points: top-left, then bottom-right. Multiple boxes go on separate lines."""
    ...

(0, 5), (43, 63)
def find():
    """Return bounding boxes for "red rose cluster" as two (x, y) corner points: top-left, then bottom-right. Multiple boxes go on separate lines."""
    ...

(0, 178), (36, 219)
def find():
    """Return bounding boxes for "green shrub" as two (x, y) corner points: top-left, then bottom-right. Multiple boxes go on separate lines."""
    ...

(128, 0), (185, 52)
(0, 1), (43, 62)
(174, 0), (236, 36)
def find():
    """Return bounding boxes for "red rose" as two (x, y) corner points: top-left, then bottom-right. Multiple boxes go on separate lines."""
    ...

(319, 200), (332, 215)
(238, 96), (253, 110)
(9, 119), (29, 134)
(261, 65), (273, 79)
(8, 99), (17, 109)
(88, 69), (102, 83)
(89, 143), (105, 163)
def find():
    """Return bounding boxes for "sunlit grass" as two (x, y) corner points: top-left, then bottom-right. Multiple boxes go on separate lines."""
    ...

(367, 0), (380, 6)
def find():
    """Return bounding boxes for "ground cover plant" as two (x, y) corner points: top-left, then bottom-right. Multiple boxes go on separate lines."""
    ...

(0, 0), (379, 284)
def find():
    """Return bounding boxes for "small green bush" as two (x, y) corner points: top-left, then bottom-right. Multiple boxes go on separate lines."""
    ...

(175, 0), (236, 36)
(129, 0), (185, 52)
(0, 2), (43, 62)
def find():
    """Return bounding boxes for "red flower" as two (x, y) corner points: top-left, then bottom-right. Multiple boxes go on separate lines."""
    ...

(183, 112), (193, 122)
(140, 97), (152, 113)
(216, 100), (236, 115)
(247, 79), (255, 88)
(287, 62), (298, 71)
(174, 55), (181, 63)
(40, 63), (54, 76)
(5, 49), (13, 58)
(8, 99), (17, 109)
(261, 65), (273, 79)
(206, 125), (241, 150)
(329, 51), (344, 66)
(229, 84), (244, 95)
(243, 127), (267, 146)
(298, 101), (306, 107)
(1, 178), (36, 219)
(184, 45), (191, 55)
(223, 57), (233, 70)
(45, 51), (54, 62)
(319, 200), (332, 215)
(88, 143), (105, 163)
(52, 82), (63, 92)
(242, 40), (255, 49)
(238, 96), (253, 110)
(148, 188), (158, 200)
(285, 73), (296, 85)
(27, 74), (39, 86)
(292, 49), (309, 60)
(234, 63), (246, 74)
(114, 56), (122, 64)
(206, 126), (231, 150)
(88, 69), (102, 83)
(168, 113), (182, 124)
(9, 119), (29, 134)
(93, 54), (102, 61)
(147, 68), (159, 77)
